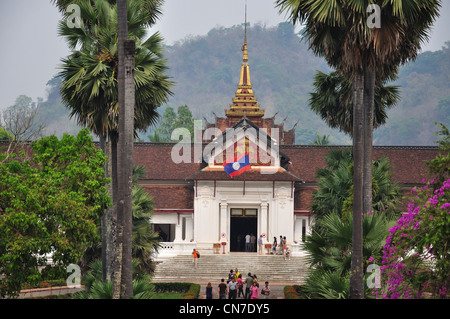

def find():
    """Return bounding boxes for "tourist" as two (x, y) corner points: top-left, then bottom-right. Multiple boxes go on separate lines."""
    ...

(252, 274), (259, 288)
(258, 235), (263, 255)
(245, 233), (251, 252)
(205, 282), (213, 299)
(245, 272), (253, 299)
(234, 268), (240, 281)
(283, 236), (287, 257)
(192, 248), (200, 268)
(272, 236), (277, 255)
(237, 274), (244, 298)
(250, 233), (256, 252)
(228, 277), (238, 299)
(261, 281), (270, 299)
(250, 281), (259, 299)
(285, 247), (291, 261)
(227, 269), (234, 283)
(218, 279), (228, 299)
(278, 235), (283, 255)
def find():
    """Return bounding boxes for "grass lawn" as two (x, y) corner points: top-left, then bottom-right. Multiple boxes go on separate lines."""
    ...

(152, 292), (186, 299)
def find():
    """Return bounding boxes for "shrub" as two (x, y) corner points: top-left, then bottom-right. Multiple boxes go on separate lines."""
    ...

(284, 285), (301, 299)
(183, 284), (201, 299)
(153, 282), (200, 299)
(153, 282), (191, 293)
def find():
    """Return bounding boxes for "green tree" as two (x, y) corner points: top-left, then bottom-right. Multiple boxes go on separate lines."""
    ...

(0, 129), (110, 298)
(309, 133), (330, 145)
(58, 0), (172, 140)
(154, 106), (177, 141)
(131, 185), (160, 274)
(309, 71), (400, 136)
(311, 149), (401, 220)
(378, 123), (450, 298)
(277, 0), (441, 298)
(0, 127), (12, 140)
(302, 211), (396, 299)
(73, 259), (155, 299)
(152, 105), (195, 142)
(1, 95), (46, 142)
(56, 0), (172, 296)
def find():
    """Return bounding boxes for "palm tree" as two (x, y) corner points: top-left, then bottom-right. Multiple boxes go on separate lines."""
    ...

(276, 0), (441, 298)
(310, 133), (330, 145)
(309, 71), (400, 136)
(58, 0), (172, 140)
(52, 0), (164, 27)
(56, 0), (172, 298)
(311, 149), (401, 220)
(302, 211), (397, 299)
(73, 259), (155, 299)
(131, 185), (160, 274)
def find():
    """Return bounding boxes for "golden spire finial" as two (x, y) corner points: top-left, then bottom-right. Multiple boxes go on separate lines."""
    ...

(242, 1), (248, 62)
(244, 1), (247, 45)
(225, 1), (264, 121)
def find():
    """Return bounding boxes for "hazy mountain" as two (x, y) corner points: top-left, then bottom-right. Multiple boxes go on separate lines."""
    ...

(11, 22), (449, 145)
(163, 22), (449, 145)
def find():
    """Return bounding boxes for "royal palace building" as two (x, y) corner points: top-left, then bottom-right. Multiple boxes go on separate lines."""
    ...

(134, 25), (438, 258)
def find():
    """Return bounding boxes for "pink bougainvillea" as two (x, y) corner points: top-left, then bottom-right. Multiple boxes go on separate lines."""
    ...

(376, 179), (450, 299)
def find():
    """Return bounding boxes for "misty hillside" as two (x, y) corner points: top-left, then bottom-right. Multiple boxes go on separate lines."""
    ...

(29, 22), (450, 145)
(163, 22), (450, 145)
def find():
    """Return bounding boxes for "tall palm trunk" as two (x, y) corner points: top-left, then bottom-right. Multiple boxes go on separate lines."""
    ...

(363, 70), (375, 215)
(112, 0), (134, 299)
(102, 136), (117, 282)
(350, 70), (364, 299)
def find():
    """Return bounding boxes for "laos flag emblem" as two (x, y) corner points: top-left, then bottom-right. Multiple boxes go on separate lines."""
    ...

(223, 153), (252, 178)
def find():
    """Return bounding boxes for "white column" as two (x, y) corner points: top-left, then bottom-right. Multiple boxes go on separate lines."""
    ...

(260, 201), (269, 243)
(220, 201), (228, 244)
(294, 216), (303, 243)
(185, 216), (194, 242)
(174, 214), (183, 242)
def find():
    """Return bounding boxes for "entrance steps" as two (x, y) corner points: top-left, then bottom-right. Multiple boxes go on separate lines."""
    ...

(152, 253), (309, 284)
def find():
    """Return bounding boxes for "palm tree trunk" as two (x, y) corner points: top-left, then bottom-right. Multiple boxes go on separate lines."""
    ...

(100, 135), (109, 281)
(363, 70), (375, 215)
(112, 0), (134, 299)
(350, 70), (364, 299)
(102, 136), (117, 282)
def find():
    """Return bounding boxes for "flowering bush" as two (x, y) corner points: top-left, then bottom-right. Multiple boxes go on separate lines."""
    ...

(375, 178), (449, 299)
(284, 285), (302, 299)
(182, 284), (200, 299)
(374, 123), (450, 299)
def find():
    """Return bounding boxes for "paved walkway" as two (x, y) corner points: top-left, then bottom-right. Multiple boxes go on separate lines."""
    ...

(194, 281), (289, 299)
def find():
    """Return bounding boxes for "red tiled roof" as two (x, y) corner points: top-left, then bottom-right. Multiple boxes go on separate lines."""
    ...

(134, 143), (439, 186)
(133, 143), (201, 180)
(280, 145), (438, 185)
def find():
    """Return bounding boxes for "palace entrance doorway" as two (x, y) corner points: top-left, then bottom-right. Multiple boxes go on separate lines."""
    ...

(230, 208), (257, 252)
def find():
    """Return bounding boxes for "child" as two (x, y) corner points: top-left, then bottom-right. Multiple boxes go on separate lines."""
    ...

(284, 247), (291, 260)
(250, 281), (259, 299)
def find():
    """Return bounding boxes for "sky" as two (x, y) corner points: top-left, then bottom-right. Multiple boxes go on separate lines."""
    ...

(0, 0), (449, 112)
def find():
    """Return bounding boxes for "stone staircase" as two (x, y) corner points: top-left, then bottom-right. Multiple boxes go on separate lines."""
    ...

(152, 253), (309, 284)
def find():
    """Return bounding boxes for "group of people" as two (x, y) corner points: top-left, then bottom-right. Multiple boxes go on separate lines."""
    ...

(237, 233), (269, 254)
(205, 269), (271, 299)
(271, 235), (291, 260)
(241, 233), (291, 257)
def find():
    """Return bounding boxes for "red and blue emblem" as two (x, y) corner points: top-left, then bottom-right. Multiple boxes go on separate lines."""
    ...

(223, 153), (252, 178)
